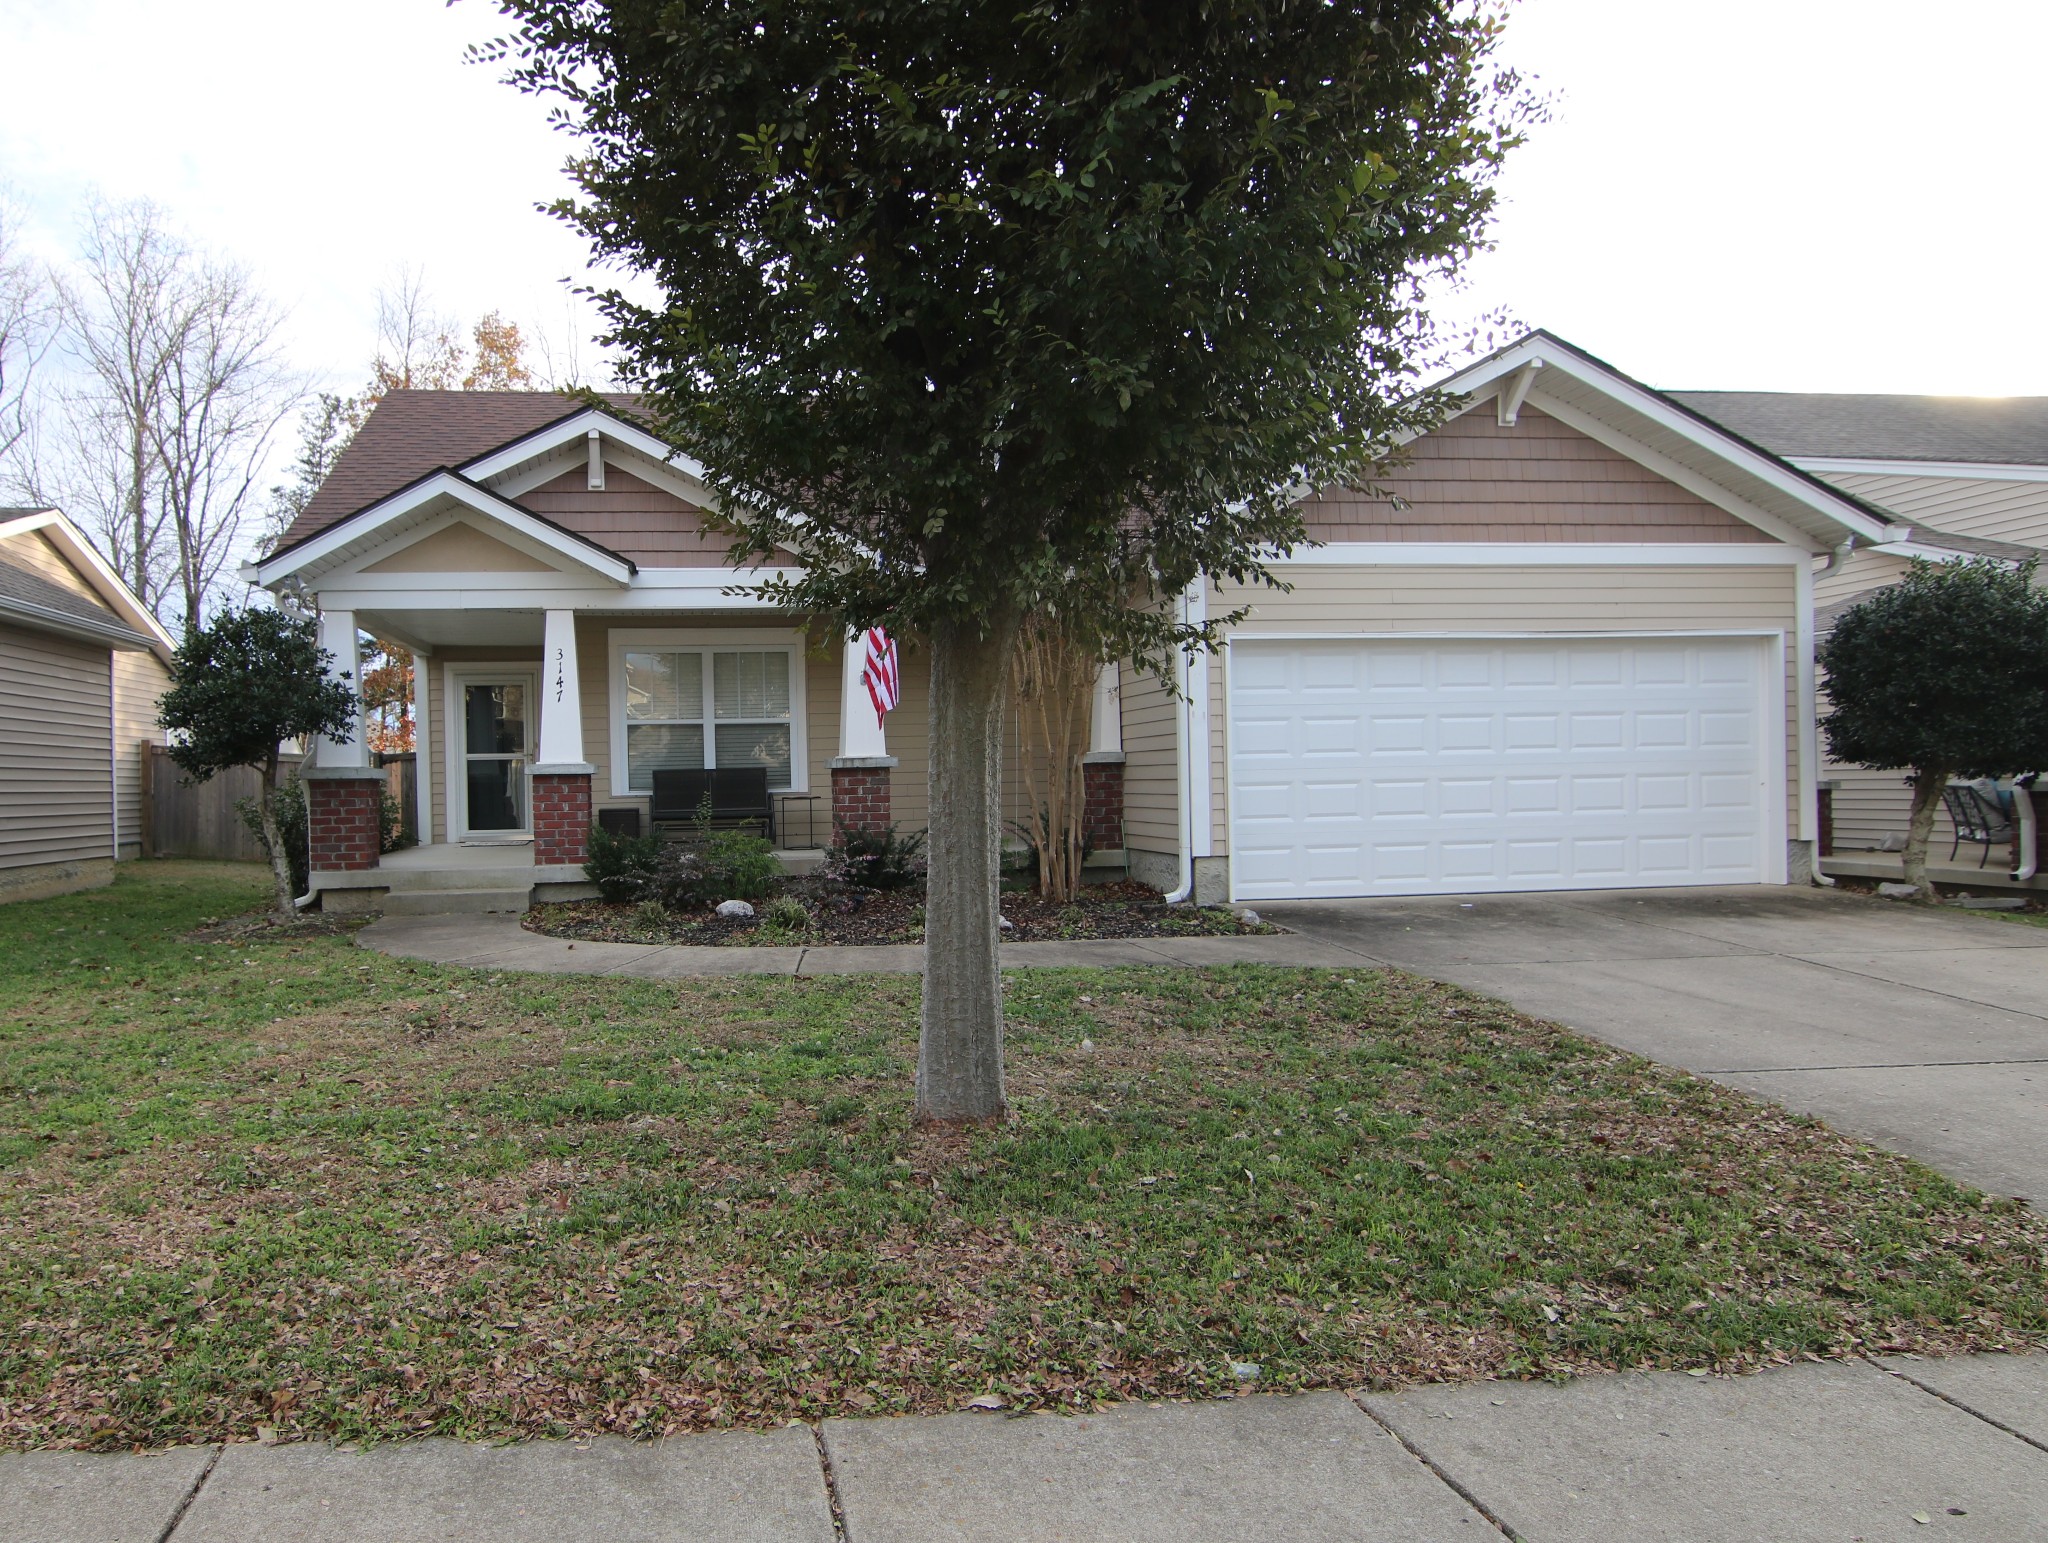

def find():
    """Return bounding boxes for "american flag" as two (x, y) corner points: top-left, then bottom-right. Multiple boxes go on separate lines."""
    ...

(860, 627), (900, 728)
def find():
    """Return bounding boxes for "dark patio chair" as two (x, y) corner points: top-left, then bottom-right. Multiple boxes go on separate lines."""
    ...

(1942, 782), (2014, 868)
(650, 766), (776, 844)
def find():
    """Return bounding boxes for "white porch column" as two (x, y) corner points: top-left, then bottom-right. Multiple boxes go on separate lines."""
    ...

(837, 628), (890, 760)
(412, 646), (434, 844)
(314, 608), (367, 768)
(1088, 661), (1122, 756)
(535, 609), (589, 769)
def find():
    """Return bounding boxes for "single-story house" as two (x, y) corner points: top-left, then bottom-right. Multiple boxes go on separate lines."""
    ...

(1668, 390), (2048, 868)
(0, 508), (176, 903)
(248, 331), (1900, 912)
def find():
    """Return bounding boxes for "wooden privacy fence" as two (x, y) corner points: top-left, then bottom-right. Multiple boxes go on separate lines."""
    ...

(140, 744), (303, 861)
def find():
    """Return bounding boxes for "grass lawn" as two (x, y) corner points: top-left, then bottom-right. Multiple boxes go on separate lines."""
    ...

(1, 863), (2044, 1451)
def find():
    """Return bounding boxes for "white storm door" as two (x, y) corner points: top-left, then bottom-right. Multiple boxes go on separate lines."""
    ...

(1228, 637), (1777, 900)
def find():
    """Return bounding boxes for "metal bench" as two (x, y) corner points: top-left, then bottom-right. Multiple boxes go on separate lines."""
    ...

(1942, 782), (2014, 868)
(650, 767), (776, 844)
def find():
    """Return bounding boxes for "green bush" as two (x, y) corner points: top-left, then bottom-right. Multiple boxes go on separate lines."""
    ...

(702, 827), (780, 901)
(584, 824), (665, 902)
(823, 823), (927, 890)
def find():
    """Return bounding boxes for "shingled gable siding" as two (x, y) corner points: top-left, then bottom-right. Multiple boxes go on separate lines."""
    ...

(1299, 405), (1774, 543)
(518, 464), (737, 567)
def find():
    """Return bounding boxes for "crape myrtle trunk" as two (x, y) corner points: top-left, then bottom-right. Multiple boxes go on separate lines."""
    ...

(1901, 767), (1949, 900)
(916, 609), (1021, 1124)
(257, 750), (296, 918)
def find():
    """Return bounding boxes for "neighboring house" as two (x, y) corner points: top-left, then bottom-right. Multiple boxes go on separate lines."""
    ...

(1669, 391), (2048, 859)
(0, 508), (177, 903)
(248, 332), (1894, 912)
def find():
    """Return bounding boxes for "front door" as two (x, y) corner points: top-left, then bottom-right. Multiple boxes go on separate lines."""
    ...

(459, 676), (534, 838)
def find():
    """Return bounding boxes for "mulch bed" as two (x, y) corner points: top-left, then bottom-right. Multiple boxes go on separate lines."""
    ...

(1825, 874), (2048, 915)
(525, 878), (1283, 947)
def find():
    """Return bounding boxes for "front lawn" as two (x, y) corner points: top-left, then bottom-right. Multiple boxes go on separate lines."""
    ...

(1, 863), (2043, 1450)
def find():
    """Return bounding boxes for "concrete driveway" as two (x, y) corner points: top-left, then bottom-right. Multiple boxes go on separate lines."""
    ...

(1265, 886), (2048, 1206)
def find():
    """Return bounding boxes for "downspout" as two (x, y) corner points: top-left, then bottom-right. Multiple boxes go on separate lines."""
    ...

(1163, 585), (1196, 903)
(1804, 538), (1858, 887)
(2013, 775), (2039, 884)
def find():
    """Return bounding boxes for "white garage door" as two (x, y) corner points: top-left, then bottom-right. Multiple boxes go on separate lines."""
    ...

(1228, 637), (1778, 900)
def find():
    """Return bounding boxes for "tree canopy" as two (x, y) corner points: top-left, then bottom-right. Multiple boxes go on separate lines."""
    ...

(487, 0), (1525, 650)
(1821, 557), (2048, 779)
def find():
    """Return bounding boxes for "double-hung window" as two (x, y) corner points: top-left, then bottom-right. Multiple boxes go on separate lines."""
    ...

(620, 644), (797, 792)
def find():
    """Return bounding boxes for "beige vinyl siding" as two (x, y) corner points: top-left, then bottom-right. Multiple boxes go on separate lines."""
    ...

(1814, 547), (1907, 608)
(1814, 471), (2048, 547)
(1302, 406), (1772, 544)
(1120, 659), (1181, 858)
(1207, 563), (1804, 855)
(112, 650), (170, 859)
(0, 621), (114, 869)
(5, 532), (118, 601)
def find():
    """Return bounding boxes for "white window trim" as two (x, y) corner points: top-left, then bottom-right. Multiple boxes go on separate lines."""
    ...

(443, 663), (540, 841)
(607, 627), (809, 799)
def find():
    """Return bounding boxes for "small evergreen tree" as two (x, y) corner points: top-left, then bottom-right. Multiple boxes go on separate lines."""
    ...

(1820, 557), (2048, 897)
(158, 607), (359, 917)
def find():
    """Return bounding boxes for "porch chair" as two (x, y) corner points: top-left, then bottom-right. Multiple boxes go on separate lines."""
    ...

(650, 767), (776, 845)
(1941, 782), (2014, 868)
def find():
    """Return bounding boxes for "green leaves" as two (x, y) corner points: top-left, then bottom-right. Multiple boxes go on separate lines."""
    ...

(1820, 558), (2048, 778)
(487, 0), (1527, 642)
(157, 607), (358, 783)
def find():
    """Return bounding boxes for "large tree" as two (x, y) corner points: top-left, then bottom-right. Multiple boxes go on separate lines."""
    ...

(488, 0), (1523, 1121)
(1821, 557), (2048, 898)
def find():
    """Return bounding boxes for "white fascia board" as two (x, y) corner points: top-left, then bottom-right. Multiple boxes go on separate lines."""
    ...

(255, 471), (635, 588)
(1793, 455), (2048, 484)
(0, 508), (177, 658)
(1265, 542), (1804, 566)
(316, 565), (805, 614)
(1428, 339), (1893, 546)
(460, 407), (715, 491)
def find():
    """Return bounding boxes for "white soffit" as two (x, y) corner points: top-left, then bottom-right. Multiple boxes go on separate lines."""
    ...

(462, 407), (716, 504)
(1430, 334), (1900, 552)
(0, 508), (177, 658)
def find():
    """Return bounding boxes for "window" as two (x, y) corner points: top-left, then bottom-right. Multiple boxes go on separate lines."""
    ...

(618, 642), (799, 793)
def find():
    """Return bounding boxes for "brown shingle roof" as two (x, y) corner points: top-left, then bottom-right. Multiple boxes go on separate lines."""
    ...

(277, 390), (647, 549)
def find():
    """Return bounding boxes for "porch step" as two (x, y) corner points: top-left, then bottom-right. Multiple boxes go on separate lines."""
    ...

(379, 887), (534, 916)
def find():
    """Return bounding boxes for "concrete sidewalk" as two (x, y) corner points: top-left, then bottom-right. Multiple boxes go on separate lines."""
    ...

(356, 913), (1379, 977)
(11, 1354), (2043, 1542)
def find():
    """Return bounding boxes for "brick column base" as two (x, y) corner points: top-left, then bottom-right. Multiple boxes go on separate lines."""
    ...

(306, 774), (384, 872)
(831, 762), (894, 835)
(1083, 757), (1125, 852)
(532, 772), (593, 866)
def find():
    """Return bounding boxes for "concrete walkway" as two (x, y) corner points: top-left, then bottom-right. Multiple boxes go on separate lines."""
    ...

(356, 912), (1378, 977)
(1265, 885), (2048, 1207)
(11, 1353), (2043, 1541)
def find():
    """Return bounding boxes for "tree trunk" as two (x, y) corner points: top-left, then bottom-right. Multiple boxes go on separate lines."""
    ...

(1901, 767), (1948, 900)
(257, 752), (295, 918)
(917, 610), (1020, 1125)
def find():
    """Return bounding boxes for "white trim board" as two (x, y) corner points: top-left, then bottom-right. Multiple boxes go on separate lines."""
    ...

(605, 626), (810, 799)
(461, 407), (716, 492)
(1267, 543), (1805, 566)
(1793, 456), (2048, 484)
(253, 471), (635, 588)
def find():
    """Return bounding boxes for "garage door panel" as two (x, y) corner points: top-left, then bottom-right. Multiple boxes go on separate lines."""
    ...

(1228, 637), (1776, 899)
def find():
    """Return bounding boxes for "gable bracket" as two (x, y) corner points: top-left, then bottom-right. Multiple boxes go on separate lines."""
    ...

(1496, 360), (1545, 427)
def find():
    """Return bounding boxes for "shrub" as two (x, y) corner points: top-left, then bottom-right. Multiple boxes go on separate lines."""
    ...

(824, 823), (927, 890)
(584, 824), (665, 902)
(379, 792), (410, 853)
(701, 827), (780, 901)
(761, 894), (812, 933)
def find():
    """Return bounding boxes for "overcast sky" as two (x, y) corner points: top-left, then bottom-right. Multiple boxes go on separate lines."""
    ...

(4, 0), (2045, 397)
